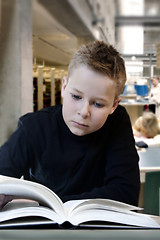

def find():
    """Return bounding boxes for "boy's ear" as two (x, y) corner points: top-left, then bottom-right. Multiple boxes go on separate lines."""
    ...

(61, 76), (68, 97)
(110, 97), (121, 114)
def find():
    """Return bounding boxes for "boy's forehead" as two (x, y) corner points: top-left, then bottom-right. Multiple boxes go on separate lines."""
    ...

(67, 68), (117, 98)
(68, 65), (112, 82)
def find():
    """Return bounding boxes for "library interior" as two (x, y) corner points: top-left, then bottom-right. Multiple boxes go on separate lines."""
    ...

(1, 0), (160, 237)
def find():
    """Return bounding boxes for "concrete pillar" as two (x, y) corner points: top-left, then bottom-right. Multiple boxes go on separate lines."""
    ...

(0, 0), (33, 145)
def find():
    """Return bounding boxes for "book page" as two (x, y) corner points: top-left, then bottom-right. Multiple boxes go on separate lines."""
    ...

(134, 135), (160, 147)
(0, 200), (64, 225)
(64, 198), (142, 216)
(0, 175), (65, 218)
(64, 199), (160, 228)
(68, 208), (160, 228)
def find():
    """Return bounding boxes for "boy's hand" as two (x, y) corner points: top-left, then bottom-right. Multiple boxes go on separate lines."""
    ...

(0, 194), (13, 210)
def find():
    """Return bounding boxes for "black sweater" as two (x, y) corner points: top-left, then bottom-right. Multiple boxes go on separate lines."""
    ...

(0, 105), (140, 205)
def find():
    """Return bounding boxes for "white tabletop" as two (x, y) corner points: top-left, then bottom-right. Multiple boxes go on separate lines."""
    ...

(138, 147), (160, 182)
(0, 229), (160, 240)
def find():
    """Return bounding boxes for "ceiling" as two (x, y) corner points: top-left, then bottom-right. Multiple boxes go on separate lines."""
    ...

(32, 0), (95, 68)
(115, 0), (160, 67)
(32, 0), (160, 72)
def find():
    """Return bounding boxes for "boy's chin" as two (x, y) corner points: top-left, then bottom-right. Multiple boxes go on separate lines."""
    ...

(70, 129), (88, 136)
(68, 126), (90, 136)
(69, 126), (98, 137)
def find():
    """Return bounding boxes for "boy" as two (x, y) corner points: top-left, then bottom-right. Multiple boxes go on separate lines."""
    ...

(133, 111), (160, 138)
(0, 41), (140, 209)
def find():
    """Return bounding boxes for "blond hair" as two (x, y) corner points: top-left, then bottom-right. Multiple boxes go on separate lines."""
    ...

(68, 41), (126, 98)
(141, 112), (159, 138)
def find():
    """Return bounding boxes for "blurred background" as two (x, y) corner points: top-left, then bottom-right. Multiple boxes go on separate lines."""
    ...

(1, 0), (160, 144)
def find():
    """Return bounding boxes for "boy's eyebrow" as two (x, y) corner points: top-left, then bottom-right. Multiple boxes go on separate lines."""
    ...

(71, 88), (83, 94)
(72, 88), (108, 102)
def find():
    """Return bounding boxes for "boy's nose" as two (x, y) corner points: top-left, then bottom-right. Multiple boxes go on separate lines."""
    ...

(78, 102), (91, 118)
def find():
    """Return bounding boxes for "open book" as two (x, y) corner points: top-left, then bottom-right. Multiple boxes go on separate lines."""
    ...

(134, 135), (160, 148)
(0, 175), (160, 229)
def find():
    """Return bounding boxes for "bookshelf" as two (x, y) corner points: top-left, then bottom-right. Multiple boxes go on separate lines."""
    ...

(33, 66), (65, 111)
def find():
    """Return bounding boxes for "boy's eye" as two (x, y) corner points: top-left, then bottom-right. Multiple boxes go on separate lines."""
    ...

(71, 94), (82, 100)
(94, 102), (104, 108)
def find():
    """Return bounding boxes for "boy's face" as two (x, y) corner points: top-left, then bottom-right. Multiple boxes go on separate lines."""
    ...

(61, 65), (121, 136)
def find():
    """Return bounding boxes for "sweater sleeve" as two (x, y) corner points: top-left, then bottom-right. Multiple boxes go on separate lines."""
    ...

(0, 118), (32, 178)
(62, 106), (140, 206)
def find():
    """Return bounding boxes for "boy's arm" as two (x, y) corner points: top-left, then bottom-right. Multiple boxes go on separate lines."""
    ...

(0, 121), (30, 178)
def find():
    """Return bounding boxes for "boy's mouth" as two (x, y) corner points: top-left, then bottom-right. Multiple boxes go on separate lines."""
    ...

(72, 121), (89, 128)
